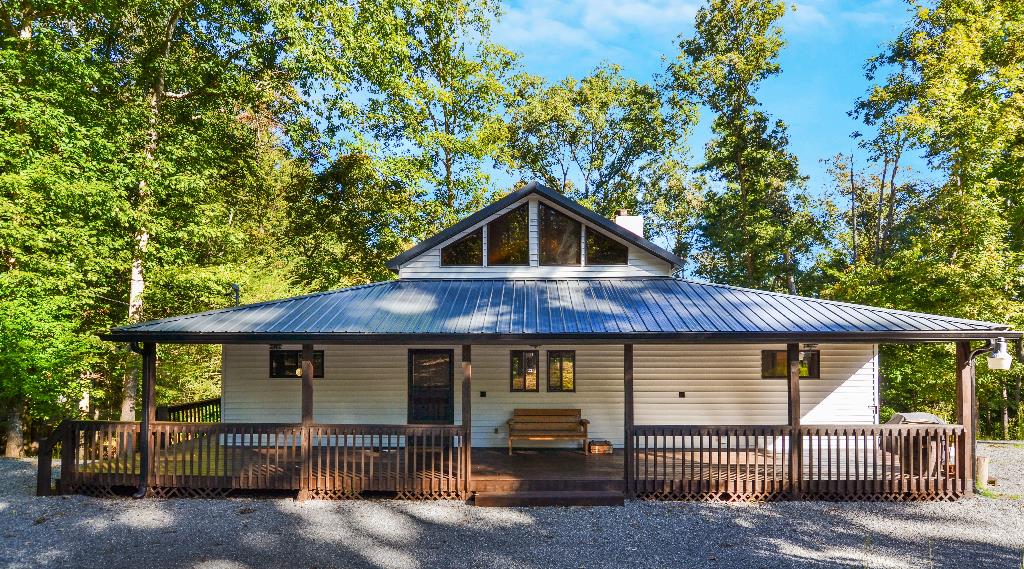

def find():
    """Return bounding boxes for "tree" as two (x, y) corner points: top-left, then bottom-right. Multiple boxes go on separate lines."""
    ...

(666, 0), (822, 292)
(347, 0), (518, 226)
(507, 64), (691, 219)
(827, 0), (1024, 437)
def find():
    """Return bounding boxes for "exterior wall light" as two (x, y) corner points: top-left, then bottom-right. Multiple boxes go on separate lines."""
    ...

(987, 337), (1013, 370)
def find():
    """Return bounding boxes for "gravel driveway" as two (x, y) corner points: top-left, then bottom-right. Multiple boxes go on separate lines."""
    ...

(2, 444), (1021, 569)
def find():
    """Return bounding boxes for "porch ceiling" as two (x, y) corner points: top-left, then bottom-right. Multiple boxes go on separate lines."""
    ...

(101, 278), (1018, 344)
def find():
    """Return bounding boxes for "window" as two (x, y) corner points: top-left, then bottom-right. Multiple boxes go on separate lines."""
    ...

(547, 351), (576, 392)
(440, 228), (483, 266)
(510, 350), (539, 392)
(761, 350), (820, 379)
(538, 203), (581, 265)
(585, 227), (628, 265)
(487, 204), (530, 265)
(270, 349), (324, 378)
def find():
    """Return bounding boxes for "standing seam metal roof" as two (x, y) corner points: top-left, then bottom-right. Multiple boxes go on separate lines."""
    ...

(104, 278), (1015, 342)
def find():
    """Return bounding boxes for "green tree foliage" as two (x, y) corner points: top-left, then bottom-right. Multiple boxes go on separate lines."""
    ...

(348, 0), (518, 226)
(507, 64), (692, 221)
(823, 0), (1024, 437)
(667, 0), (824, 292)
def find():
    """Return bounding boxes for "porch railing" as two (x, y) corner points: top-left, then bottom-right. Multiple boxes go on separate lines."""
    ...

(156, 397), (221, 423)
(38, 421), (467, 500)
(631, 423), (967, 501)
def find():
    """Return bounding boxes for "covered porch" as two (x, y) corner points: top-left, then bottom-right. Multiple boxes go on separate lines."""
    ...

(38, 341), (978, 504)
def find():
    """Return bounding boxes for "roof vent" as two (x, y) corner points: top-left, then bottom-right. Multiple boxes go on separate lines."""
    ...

(614, 209), (644, 237)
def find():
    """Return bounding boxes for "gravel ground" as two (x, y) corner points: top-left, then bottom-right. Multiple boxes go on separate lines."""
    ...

(981, 442), (1024, 498)
(1, 449), (1022, 569)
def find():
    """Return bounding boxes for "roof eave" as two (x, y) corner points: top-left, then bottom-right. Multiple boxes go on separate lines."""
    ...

(99, 329), (1021, 345)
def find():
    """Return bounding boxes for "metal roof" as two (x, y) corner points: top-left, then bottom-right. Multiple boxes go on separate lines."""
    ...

(104, 278), (1017, 344)
(386, 181), (687, 271)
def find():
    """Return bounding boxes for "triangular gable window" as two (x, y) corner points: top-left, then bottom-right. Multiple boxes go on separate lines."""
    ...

(441, 228), (483, 266)
(585, 227), (628, 265)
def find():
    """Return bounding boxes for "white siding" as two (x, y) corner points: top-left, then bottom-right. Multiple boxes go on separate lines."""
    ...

(221, 343), (878, 447)
(397, 196), (674, 279)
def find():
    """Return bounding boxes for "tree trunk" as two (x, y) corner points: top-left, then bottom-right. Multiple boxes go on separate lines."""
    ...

(119, 8), (179, 421)
(4, 398), (25, 458)
(848, 155), (857, 263)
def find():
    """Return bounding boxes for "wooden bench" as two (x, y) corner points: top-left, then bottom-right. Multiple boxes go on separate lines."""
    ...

(507, 409), (589, 455)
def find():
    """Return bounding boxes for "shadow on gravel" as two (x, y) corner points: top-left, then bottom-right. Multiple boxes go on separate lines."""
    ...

(3, 458), (1023, 569)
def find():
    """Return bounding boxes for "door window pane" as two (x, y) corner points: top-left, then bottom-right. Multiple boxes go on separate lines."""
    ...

(440, 228), (483, 265)
(510, 350), (539, 392)
(585, 228), (628, 265)
(539, 203), (581, 265)
(487, 204), (530, 265)
(408, 350), (453, 423)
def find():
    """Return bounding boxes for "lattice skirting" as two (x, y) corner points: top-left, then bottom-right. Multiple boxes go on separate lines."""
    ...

(147, 486), (234, 499)
(635, 491), (963, 502)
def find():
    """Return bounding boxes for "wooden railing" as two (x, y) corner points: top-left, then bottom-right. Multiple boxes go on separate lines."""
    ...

(156, 397), (221, 423)
(632, 424), (967, 501)
(798, 424), (967, 500)
(631, 425), (792, 501)
(38, 421), (467, 500)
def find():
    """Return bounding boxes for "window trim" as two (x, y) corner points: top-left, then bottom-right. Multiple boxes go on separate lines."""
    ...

(538, 203), (582, 266)
(760, 349), (821, 379)
(546, 350), (577, 392)
(509, 350), (540, 392)
(269, 349), (324, 379)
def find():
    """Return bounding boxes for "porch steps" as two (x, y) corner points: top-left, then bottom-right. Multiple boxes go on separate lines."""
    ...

(474, 490), (624, 507)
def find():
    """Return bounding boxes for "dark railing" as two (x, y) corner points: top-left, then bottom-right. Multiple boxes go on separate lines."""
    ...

(631, 425), (792, 500)
(156, 397), (221, 423)
(37, 421), (467, 500)
(632, 424), (967, 501)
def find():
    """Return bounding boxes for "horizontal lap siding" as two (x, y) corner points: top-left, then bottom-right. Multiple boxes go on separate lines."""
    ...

(222, 343), (877, 447)
(634, 344), (878, 426)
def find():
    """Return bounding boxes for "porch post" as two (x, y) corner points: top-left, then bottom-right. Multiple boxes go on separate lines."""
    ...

(134, 341), (156, 498)
(298, 343), (315, 500)
(787, 343), (802, 499)
(624, 344), (634, 498)
(955, 341), (975, 494)
(461, 345), (472, 497)
(301, 344), (315, 425)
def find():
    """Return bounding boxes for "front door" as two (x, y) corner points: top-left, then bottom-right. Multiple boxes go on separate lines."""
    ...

(408, 349), (454, 424)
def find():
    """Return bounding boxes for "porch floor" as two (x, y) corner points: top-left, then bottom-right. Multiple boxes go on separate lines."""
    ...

(472, 448), (623, 480)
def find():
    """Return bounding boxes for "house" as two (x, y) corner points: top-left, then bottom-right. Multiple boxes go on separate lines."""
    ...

(38, 182), (1019, 505)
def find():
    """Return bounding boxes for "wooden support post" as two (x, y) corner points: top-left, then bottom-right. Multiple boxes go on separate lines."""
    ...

(955, 341), (975, 494)
(135, 342), (156, 498)
(624, 344), (634, 498)
(298, 344), (315, 500)
(461, 345), (472, 497)
(787, 343), (802, 499)
(301, 344), (315, 425)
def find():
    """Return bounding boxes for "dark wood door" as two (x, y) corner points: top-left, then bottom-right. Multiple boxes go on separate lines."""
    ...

(408, 349), (454, 424)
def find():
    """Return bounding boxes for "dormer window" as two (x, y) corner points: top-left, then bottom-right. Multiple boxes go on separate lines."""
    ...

(441, 228), (483, 266)
(487, 204), (530, 265)
(538, 203), (581, 265)
(585, 227), (628, 265)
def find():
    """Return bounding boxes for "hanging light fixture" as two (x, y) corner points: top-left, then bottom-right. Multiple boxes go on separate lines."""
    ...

(987, 337), (1013, 370)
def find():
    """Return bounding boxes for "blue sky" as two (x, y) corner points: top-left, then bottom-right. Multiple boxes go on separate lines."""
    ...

(492, 0), (923, 195)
